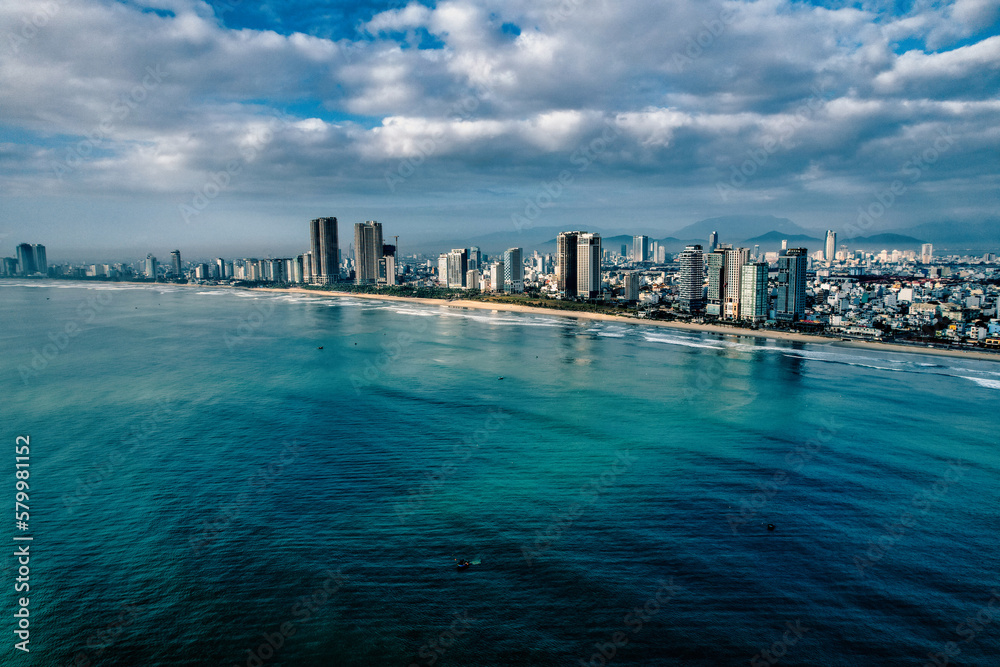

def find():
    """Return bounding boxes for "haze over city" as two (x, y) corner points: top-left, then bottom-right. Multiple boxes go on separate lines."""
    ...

(2, 0), (999, 259)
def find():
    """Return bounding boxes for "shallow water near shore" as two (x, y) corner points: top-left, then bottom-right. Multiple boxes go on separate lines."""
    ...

(3, 280), (999, 666)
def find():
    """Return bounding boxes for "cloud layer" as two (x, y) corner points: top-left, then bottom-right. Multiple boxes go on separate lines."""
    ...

(1, 0), (997, 251)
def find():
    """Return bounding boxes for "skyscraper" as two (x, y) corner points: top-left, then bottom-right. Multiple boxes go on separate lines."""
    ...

(739, 262), (769, 322)
(708, 231), (719, 253)
(354, 221), (383, 285)
(488, 261), (504, 292)
(468, 246), (482, 273)
(556, 231), (581, 296)
(31, 244), (46, 275)
(16, 244), (36, 276)
(677, 245), (705, 312)
(825, 230), (837, 264)
(724, 247), (750, 319)
(921, 243), (934, 264)
(502, 248), (523, 293)
(577, 233), (602, 298)
(624, 272), (639, 301)
(632, 235), (649, 263)
(309, 217), (339, 284)
(776, 248), (808, 322)
(705, 247), (727, 316)
(170, 250), (182, 278)
(145, 254), (158, 279)
(437, 254), (449, 285)
(447, 248), (468, 288)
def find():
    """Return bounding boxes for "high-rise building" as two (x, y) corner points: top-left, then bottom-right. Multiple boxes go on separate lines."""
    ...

(466, 269), (480, 290)
(170, 250), (182, 277)
(921, 243), (934, 264)
(677, 245), (704, 313)
(309, 217), (339, 284)
(825, 230), (837, 264)
(706, 248), (727, 315)
(31, 244), (46, 275)
(354, 221), (383, 285)
(468, 246), (482, 273)
(724, 247), (750, 319)
(776, 248), (808, 322)
(437, 254), (449, 285)
(447, 248), (468, 288)
(502, 248), (523, 293)
(215, 257), (226, 280)
(556, 231), (581, 296)
(302, 252), (313, 282)
(488, 261), (504, 293)
(752, 244), (760, 260)
(379, 243), (397, 286)
(708, 231), (719, 253)
(632, 235), (649, 263)
(624, 272), (640, 301)
(145, 254), (158, 280)
(293, 255), (305, 283)
(739, 262), (769, 322)
(16, 244), (36, 276)
(577, 233), (602, 298)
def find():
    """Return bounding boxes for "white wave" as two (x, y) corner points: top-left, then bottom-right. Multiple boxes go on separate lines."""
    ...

(961, 376), (1000, 390)
(643, 335), (727, 350)
(392, 308), (435, 317)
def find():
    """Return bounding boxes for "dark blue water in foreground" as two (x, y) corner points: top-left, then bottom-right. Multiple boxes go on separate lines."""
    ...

(2, 280), (999, 667)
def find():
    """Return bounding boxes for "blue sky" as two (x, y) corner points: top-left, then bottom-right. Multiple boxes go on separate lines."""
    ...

(1, 0), (998, 258)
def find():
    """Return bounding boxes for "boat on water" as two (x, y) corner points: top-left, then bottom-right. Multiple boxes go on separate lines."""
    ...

(456, 559), (471, 570)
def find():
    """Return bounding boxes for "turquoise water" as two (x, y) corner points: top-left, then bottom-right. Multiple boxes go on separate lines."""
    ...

(2, 280), (999, 666)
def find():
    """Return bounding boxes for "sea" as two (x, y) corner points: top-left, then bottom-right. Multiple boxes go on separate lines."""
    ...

(2, 280), (998, 667)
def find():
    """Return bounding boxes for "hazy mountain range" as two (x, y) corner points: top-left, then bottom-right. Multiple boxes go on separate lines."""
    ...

(415, 216), (998, 256)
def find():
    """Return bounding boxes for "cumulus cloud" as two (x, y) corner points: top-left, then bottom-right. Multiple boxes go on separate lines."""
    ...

(0, 0), (996, 239)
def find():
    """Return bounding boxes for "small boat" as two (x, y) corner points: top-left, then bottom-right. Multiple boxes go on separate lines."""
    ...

(456, 559), (471, 570)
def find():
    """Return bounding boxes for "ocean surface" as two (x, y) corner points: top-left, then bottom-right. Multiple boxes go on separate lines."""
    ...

(2, 280), (999, 667)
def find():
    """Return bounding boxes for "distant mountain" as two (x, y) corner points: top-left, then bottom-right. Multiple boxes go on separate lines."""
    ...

(891, 219), (999, 252)
(847, 233), (925, 248)
(673, 215), (811, 242)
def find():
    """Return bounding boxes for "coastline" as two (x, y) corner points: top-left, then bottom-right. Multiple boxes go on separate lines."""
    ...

(248, 286), (1000, 363)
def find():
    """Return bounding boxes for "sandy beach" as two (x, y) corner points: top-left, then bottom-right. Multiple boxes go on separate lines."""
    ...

(249, 286), (1000, 363)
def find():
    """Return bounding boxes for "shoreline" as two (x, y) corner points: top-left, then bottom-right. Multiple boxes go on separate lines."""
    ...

(248, 286), (1000, 363)
(12, 278), (995, 363)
